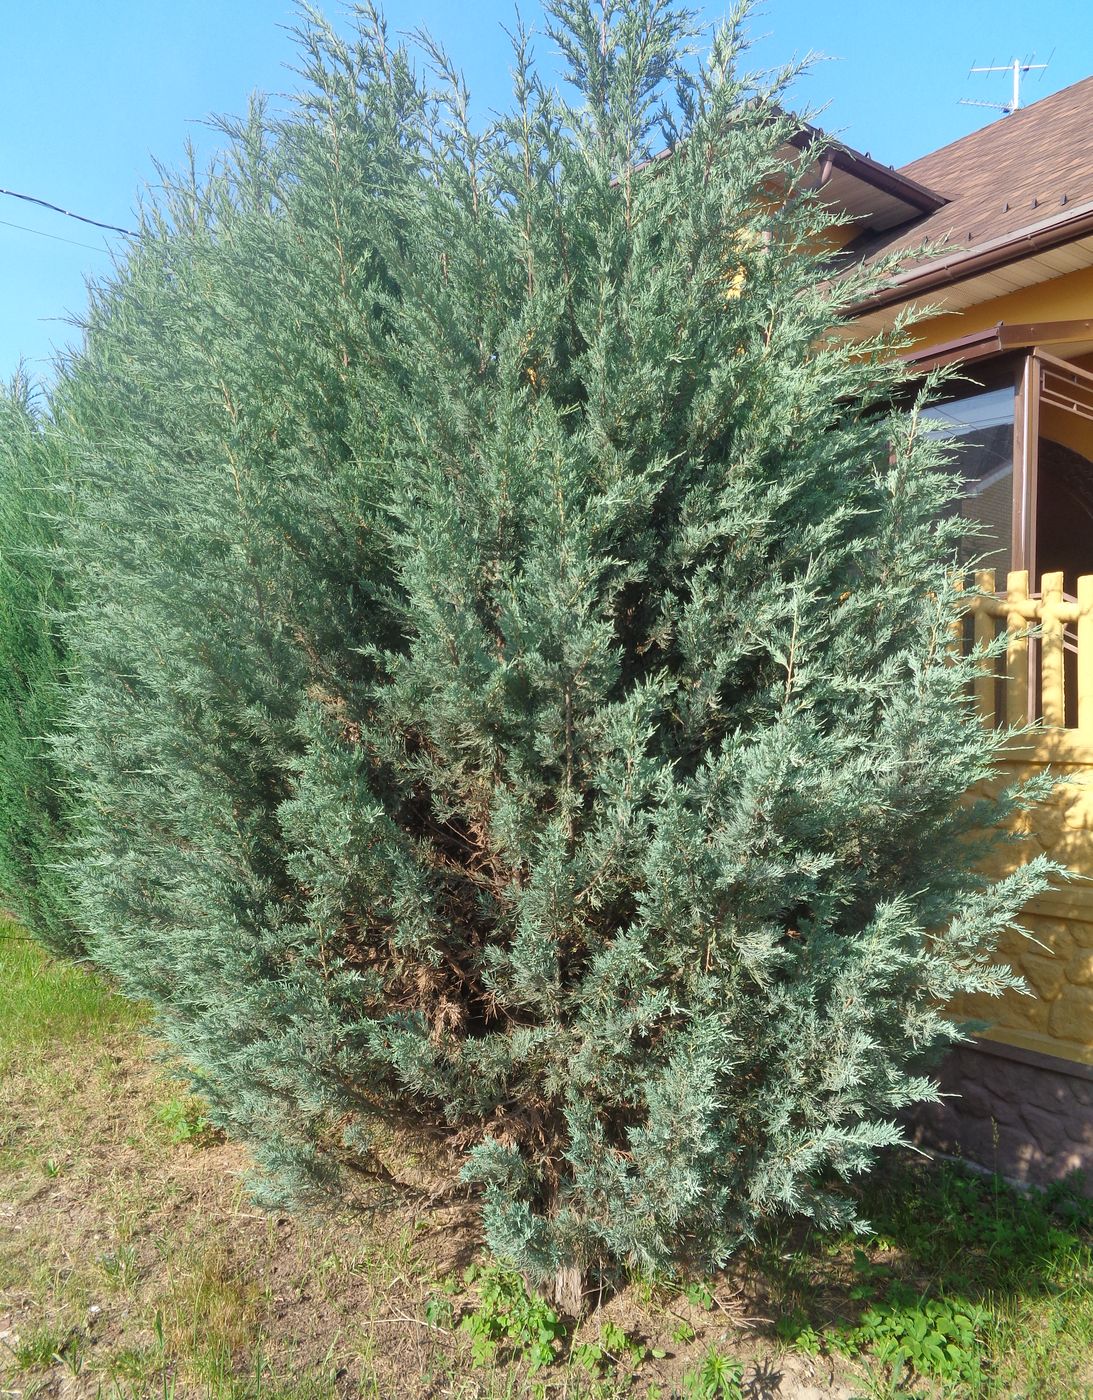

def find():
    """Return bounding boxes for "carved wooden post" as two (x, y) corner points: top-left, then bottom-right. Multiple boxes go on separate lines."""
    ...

(1078, 575), (1093, 737)
(1005, 570), (1030, 728)
(974, 569), (996, 725)
(1042, 571), (1066, 728)
(948, 573), (965, 658)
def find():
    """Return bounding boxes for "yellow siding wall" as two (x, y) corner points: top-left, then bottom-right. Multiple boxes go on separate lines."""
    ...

(914, 264), (1093, 347)
(960, 743), (1093, 1067)
(909, 266), (1093, 1068)
(1040, 400), (1093, 461)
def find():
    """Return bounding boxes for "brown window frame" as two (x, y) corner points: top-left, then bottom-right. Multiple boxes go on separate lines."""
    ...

(1012, 351), (1038, 579)
(1013, 348), (1093, 577)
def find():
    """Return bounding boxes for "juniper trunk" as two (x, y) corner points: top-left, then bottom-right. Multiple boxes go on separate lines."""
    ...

(47, 0), (1052, 1286)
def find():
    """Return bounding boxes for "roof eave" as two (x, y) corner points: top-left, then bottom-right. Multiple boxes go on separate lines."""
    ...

(787, 125), (949, 215)
(845, 198), (1093, 318)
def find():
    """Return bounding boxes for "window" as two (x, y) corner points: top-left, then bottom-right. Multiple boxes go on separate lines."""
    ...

(921, 384), (1016, 574)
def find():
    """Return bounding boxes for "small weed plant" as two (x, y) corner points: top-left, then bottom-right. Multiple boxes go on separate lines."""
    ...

(774, 1312), (821, 1355)
(460, 1263), (566, 1372)
(680, 1347), (744, 1399)
(9, 1325), (64, 1370)
(571, 1319), (664, 1380)
(423, 1293), (457, 1330)
(99, 1245), (139, 1290)
(683, 1280), (716, 1312)
(152, 1096), (215, 1147)
(8, 1323), (84, 1374)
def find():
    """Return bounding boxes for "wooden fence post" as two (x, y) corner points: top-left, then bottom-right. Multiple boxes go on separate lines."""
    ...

(1078, 575), (1093, 737)
(974, 569), (996, 725)
(948, 574), (965, 658)
(1006, 570), (1030, 728)
(1042, 571), (1066, 728)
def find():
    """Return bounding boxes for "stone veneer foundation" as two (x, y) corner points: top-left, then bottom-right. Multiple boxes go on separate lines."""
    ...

(911, 1038), (1093, 1191)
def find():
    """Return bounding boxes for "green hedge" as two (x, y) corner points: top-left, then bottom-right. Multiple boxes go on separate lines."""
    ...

(0, 378), (81, 957)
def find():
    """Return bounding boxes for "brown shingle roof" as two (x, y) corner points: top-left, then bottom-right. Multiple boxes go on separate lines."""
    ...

(847, 75), (1093, 271)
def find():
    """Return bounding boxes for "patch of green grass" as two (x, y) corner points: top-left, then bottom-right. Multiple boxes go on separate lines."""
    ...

(0, 925), (148, 1180)
(101, 1336), (342, 1400)
(6, 1321), (85, 1374)
(181, 1336), (345, 1400)
(7, 1323), (66, 1370)
(105, 1343), (163, 1384)
(864, 1155), (1092, 1282)
(99, 1244), (140, 1291)
(162, 1240), (264, 1364)
(761, 1155), (1093, 1398)
(0, 921), (143, 1064)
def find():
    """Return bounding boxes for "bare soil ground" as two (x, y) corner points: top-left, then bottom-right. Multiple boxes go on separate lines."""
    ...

(2, 934), (1090, 1400)
(0, 939), (859, 1398)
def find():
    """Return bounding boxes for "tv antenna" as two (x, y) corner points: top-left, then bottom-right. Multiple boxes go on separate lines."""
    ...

(960, 55), (1052, 115)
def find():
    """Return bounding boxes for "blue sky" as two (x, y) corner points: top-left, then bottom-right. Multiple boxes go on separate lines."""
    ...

(4, 0), (1093, 386)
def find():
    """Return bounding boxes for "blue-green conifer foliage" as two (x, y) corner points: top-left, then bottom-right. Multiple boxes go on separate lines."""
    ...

(47, 1), (1051, 1285)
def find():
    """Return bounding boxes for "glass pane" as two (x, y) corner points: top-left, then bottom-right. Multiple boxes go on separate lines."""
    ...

(921, 385), (1015, 576)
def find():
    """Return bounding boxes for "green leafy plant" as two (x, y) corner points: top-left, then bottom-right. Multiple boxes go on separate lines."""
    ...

(774, 1310), (821, 1355)
(423, 1294), (456, 1330)
(571, 1319), (663, 1378)
(680, 1347), (744, 1399)
(684, 1281), (716, 1313)
(460, 1263), (566, 1371)
(848, 1245), (893, 1301)
(151, 1096), (215, 1147)
(831, 1284), (986, 1388)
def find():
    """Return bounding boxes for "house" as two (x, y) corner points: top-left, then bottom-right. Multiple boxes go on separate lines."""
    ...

(809, 79), (1093, 1188)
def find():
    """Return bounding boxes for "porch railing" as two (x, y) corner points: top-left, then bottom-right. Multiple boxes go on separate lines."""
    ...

(961, 569), (1093, 734)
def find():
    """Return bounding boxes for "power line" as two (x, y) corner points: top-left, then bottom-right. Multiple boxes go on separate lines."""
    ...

(0, 215), (112, 255)
(0, 186), (138, 238)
